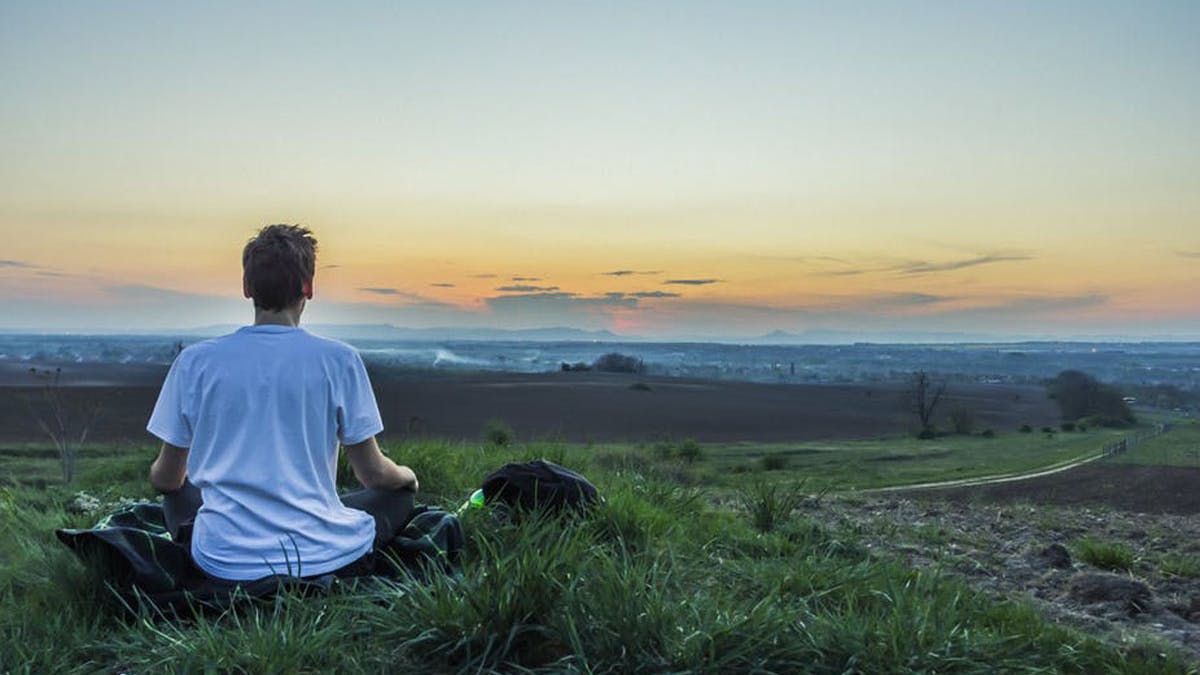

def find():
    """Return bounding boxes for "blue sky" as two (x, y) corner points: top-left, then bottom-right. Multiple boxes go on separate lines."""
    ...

(1, 1), (1198, 338)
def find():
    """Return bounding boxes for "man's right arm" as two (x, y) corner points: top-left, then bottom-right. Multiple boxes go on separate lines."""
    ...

(343, 436), (418, 492)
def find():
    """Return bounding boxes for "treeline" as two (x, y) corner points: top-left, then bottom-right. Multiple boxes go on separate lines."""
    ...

(561, 352), (644, 374)
(1119, 383), (1198, 411)
(1046, 370), (1135, 428)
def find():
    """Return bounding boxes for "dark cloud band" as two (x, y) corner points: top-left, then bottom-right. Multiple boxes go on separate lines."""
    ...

(497, 284), (559, 292)
(601, 270), (662, 276)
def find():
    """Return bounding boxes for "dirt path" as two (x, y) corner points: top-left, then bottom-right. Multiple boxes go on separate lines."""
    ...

(862, 450), (1107, 493)
(865, 424), (1175, 496)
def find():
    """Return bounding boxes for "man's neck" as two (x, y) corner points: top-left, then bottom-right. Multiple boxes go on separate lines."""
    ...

(253, 305), (303, 327)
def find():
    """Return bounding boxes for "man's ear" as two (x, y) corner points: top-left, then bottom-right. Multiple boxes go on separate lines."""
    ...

(242, 278), (252, 299)
(302, 279), (313, 300)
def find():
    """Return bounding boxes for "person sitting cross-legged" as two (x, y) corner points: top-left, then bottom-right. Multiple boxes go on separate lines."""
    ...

(147, 224), (418, 581)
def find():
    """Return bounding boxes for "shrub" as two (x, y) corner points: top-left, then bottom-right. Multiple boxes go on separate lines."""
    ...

(1019, 424), (1033, 433)
(1041, 426), (1055, 434)
(1082, 414), (1135, 429)
(738, 481), (805, 533)
(917, 427), (937, 440)
(1074, 536), (1136, 572)
(760, 454), (788, 471)
(483, 418), (514, 447)
(1061, 422), (1076, 432)
(980, 428), (995, 438)
(676, 438), (703, 464)
(629, 382), (652, 392)
(593, 352), (643, 374)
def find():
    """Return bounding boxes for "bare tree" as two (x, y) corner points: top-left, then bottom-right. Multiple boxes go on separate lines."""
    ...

(25, 367), (103, 483)
(908, 370), (946, 437)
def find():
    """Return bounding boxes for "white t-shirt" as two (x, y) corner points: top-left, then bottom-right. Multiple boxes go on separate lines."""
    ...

(147, 324), (382, 581)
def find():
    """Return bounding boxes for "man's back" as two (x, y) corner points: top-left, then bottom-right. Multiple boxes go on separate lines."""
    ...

(148, 325), (382, 580)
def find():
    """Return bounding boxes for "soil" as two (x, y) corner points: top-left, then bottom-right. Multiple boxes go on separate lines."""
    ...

(909, 464), (1200, 515)
(842, 456), (1200, 662)
(809, 494), (1200, 663)
(0, 366), (1060, 444)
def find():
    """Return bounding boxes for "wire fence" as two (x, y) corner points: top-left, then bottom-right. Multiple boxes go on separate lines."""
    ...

(1101, 422), (1170, 458)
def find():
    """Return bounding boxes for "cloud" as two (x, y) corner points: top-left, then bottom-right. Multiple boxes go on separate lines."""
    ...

(850, 292), (956, 309)
(894, 254), (1033, 275)
(811, 252), (1033, 278)
(357, 287), (455, 307)
(472, 273), (498, 278)
(321, 264), (341, 270)
(975, 293), (1108, 314)
(487, 292), (637, 308)
(484, 292), (639, 327)
(798, 255), (850, 264)
(599, 291), (680, 300)
(0, 284), (248, 330)
(430, 282), (456, 288)
(511, 276), (541, 282)
(496, 284), (560, 292)
(1174, 250), (1200, 259)
(754, 254), (852, 265)
(0, 260), (35, 269)
(601, 269), (662, 277)
(664, 278), (722, 286)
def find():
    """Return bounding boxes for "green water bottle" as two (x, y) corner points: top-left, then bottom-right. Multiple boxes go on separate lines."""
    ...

(457, 488), (486, 515)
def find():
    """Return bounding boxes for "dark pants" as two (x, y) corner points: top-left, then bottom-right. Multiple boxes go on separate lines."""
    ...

(163, 479), (415, 579)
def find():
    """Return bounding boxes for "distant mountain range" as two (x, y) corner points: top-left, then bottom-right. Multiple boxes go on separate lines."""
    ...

(158, 323), (631, 343)
(754, 329), (1006, 344)
(1, 322), (1195, 344)
(143, 324), (1022, 344)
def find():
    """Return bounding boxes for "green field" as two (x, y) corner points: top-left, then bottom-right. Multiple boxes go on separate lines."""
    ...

(1104, 417), (1200, 468)
(2, 426), (1195, 672)
(591, 425), (1134, 494)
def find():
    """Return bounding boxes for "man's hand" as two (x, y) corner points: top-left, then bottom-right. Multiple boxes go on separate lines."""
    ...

(150, 442), (189, 493)
(343, 436), (419, 492)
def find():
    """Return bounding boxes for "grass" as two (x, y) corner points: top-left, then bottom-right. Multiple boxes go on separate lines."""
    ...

(737, 480), (806, 533)
(588, 425), (1135, 494)
(1, 437), (1196, 672)
(1158, 553), (1200, 579)
(1104, 418), (1200, 468)
(1073, 536), (1137, 572)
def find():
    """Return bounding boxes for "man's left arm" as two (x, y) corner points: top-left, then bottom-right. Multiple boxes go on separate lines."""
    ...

(147, 352), (194, 493)
(150, 443), (189, 493)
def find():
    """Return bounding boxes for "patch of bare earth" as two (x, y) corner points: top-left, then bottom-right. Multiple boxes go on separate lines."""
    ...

(910, 464), (1200, 515)
(810, 494), (1200, 662)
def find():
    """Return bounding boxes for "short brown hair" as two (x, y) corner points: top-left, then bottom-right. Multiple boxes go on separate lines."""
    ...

(242, 224), (318, 311)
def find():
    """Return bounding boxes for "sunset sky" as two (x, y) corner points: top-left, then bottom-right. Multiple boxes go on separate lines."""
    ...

(2, 2), (1198, 339)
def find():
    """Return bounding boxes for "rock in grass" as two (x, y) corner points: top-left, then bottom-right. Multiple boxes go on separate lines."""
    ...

(1067, 572), (1152, 614)
(1037, 543), (1072, 570)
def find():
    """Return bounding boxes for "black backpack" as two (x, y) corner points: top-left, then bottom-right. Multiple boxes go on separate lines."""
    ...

(480, 460), (600, 514)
